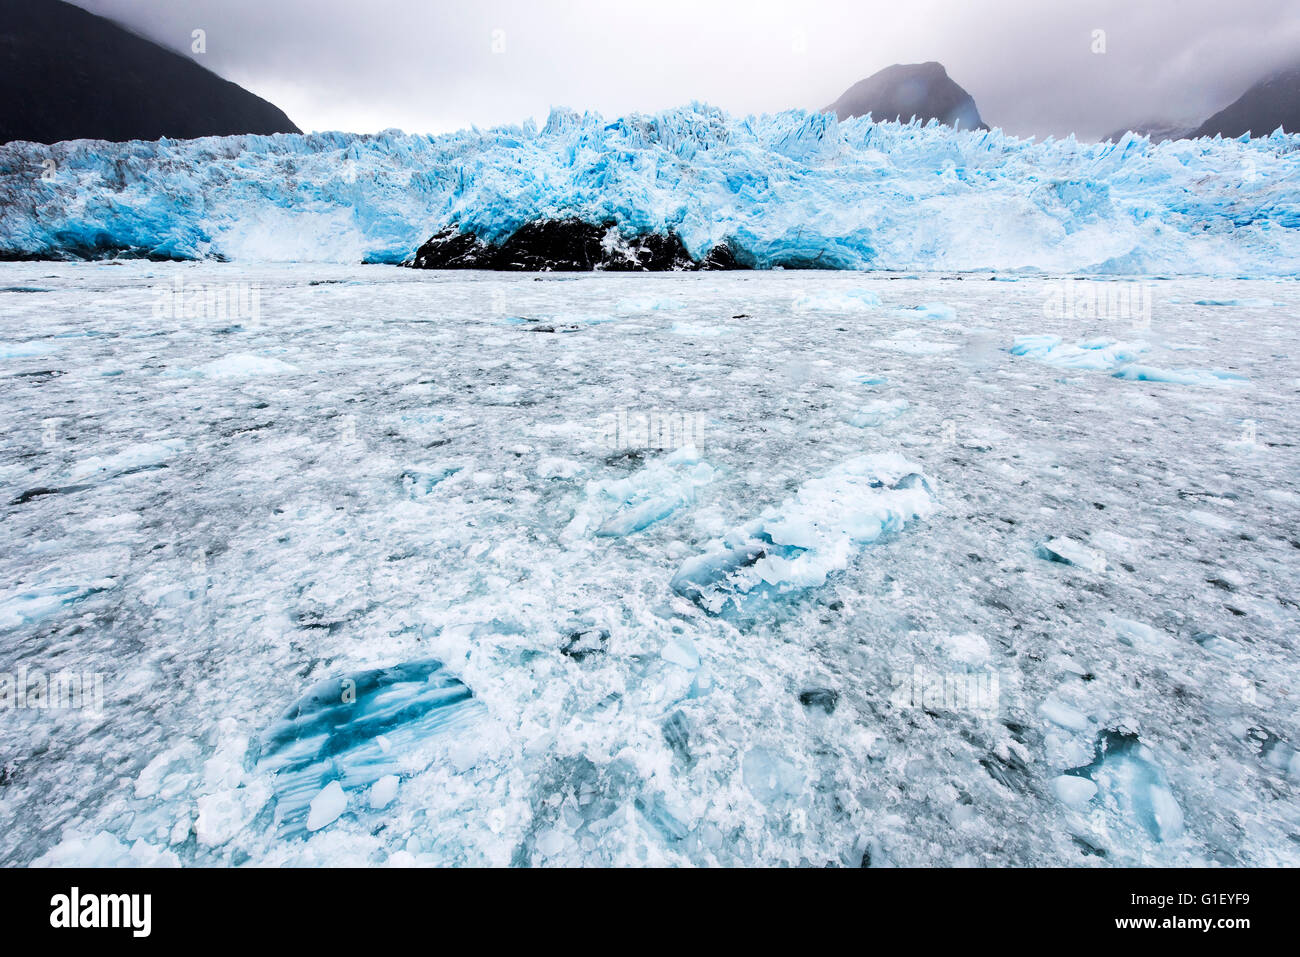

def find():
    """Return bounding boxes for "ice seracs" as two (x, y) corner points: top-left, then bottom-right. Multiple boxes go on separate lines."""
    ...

(4, 105), (1299, 273)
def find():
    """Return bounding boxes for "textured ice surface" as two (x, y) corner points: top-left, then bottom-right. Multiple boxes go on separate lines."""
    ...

(1, 263), (1298, 867)
(255, 658), (481, 835)
(670, 453), (935, 620)
(1011, 335), (1252, 385)
(3, 107), (1299, 274)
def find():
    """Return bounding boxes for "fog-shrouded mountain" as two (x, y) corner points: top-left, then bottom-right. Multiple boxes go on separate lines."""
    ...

(1107, 63), (1300, 142)
(1191, 64), (1300, 138)
(1101, 121), (1197, 144)
(823, 61), (988, 131)
(0, 0), (300, 145)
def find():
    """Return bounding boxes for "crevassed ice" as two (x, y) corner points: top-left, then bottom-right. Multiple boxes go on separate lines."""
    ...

(3, 105), (1299, 273)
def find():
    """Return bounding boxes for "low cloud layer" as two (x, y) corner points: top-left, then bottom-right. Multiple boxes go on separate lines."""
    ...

(71, 0), (1300, 139)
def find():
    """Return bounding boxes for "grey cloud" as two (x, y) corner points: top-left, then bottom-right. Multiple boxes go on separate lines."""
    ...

(69, 0), (1300, 139)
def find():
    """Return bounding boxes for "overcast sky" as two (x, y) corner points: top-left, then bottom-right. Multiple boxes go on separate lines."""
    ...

(71, 0), (1300, 140)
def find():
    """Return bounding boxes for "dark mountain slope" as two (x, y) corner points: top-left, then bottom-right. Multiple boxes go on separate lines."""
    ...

(823, 61), (988, 131)
(0, 0), (300, 144)
(1191, 64), (1300, 138)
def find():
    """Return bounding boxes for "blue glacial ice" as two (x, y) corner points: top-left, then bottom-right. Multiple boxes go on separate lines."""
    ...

(254, 659), (482, 835)
(1061, 731), (1185, 843)
(671, 453), (935, 619)
(1110, 365), (1250, 386)
(3, 105), (1300, 273)
(564, 448), (716, 539)
(1010, 335), (1251, 385)
(1009, 335), (1148, 371)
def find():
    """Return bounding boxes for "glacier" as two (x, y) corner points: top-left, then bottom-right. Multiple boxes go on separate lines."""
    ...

(2, 104), (1299, 274)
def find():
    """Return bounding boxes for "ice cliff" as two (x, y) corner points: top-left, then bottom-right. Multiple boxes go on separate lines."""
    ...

(1, 104), (1298, 274)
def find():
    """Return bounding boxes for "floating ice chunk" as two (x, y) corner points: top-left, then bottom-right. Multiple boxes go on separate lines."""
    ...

(671, 454), (935, 619)
(635, 793), (691, 843)
(598, 496), (686, 536)
(616, 296), (684, 313)
(197, 354), (298, 379)
(847, 398), (909, 428)
(0, 581), (117, 630)
(1008, 334), (1061, 357)
(1193, 632), (1241, 658)
(135, 741), (200, 799)
(941, 632), (991, 666)
(1040, 696), (1090, 731)
(1036, 537), (1106, 572)
(1112, 618), (1164, 648)
(661, 635), (701, 670)
(256, 658), (481, 834)
(306, 781), (347, 832)
(1111, 365), (1249, 386)
(793, 289), (881, 311)
(669, 322), (724, 337)
(1193, 298), (1274, 307)
(1010, 336), (1148, 371)
(65, 440), (186, 485)
(1051, 774), (1098, 810)
(195, 781), (270, 846)
(369, 774), (400, 809)
(0, 340), (59, 359)
(1186, 509), (1234, 530)
(536, 456), (586, 479)
(742, 748), (804, 804)
(31, 831), (180, 868)
(908, 302), (956, 320)
(569, 449), (715, 539)
(1065, 730), (1184, 842)
(400, 463), (464, 498)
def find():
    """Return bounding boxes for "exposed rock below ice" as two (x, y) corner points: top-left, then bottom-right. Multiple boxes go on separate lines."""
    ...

(409, 219), (743, 272)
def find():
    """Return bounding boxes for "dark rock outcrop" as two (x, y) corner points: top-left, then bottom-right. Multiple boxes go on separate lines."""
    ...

(1191, 64), (1300, 138)
(823, 61), (988, 131)
(408, 219), (743, 272)
(0, 0), (300, 144)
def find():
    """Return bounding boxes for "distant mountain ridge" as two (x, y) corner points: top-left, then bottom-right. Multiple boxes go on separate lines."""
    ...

(1107, 62), (1300, 142)
(823, 62), (988, 131)
(1191, 64), (1300, 138)
(0, 0), (300, 144)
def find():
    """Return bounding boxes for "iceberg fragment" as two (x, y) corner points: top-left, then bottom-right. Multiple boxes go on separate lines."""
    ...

(1035, 537), (1106, 572)
(671, 454), (935, 619)
(566, 448), (715, 539)
(1009, 336), (1148, 371)
(255, 659), (481, 835)
(1110, 365), (1249, 386)
(846, 398), (909, 428)
(1063, 730), (1184, 843)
